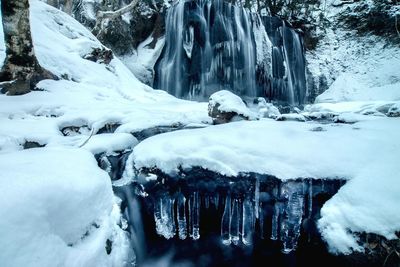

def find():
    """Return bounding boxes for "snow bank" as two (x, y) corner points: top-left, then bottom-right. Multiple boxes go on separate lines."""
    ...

(131, 117), (400, 253)
(0, 148), (130, 267)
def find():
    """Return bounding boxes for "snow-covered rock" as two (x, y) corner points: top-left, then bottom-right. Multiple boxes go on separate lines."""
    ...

(255, 97), (281, 119)
(276, 113), (306, 122)
(208, 90), (257, 124)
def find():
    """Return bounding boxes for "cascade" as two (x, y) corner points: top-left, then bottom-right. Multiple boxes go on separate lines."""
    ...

(155, 0), (307, 104)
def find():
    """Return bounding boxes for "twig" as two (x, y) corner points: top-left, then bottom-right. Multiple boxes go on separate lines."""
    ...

(93, 0), (139, 36)
(78, 127), (95, 148)
(97, 0), (139, 20)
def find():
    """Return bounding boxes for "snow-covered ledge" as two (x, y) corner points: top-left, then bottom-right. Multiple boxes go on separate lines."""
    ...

(129, 118), (400, 254)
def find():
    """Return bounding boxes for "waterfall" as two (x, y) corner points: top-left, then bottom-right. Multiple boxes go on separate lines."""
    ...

(155, 0), (307, 104)
(155, 0), (257, 100)
(261, 16), (307, 104)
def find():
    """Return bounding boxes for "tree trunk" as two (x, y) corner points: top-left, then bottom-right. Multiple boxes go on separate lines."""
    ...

(0, 0), (55, 95)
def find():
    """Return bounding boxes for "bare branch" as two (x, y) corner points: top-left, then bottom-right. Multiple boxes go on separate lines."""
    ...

(97, 0), (139, 20)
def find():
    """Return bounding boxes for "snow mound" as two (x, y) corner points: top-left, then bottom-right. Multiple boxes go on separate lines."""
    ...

(82, 133), (138, 155)
(0, 148), (130, 267)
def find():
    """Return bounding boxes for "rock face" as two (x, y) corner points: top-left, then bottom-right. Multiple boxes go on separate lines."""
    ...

(208, 90), (256, 124)
(154, 0), (307, 104)
(45, 0), (167, 56)
(337, 0), (400, 42)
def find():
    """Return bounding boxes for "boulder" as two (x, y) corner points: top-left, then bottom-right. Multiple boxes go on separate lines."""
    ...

(208, 90), (257, 124)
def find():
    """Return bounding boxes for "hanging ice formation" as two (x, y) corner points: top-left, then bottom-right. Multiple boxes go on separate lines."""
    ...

(149, 177), (343, 253)
(155, 0), (307, 104)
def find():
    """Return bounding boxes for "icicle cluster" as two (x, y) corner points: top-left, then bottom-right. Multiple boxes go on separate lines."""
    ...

(151, 178), (341, 254)
(153, 192), (201, 241)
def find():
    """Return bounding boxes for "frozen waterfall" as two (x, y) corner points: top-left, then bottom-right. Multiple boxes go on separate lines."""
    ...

(155, 0), (307, 104)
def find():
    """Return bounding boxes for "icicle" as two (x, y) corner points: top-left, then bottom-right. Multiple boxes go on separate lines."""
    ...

(188, 196), (192, 239)
(259, 202), (264, 239)
(154, 198), (162, 236)
(280, 182), (305, 254)
(308, 180), (313, 217)
(221, 195), (231, 245)
(177, 193), (187, 240)
(271, 202), (280, 240)
(241, 197), (254, 246)
(171, 198), (176, 234)
(215, 194), (220, 209)
(191, 192), (200, 240)
(230, 198), (240, 245)
(154, 195), (175, 239)
(205, 195), (210, 209)
(255, 178), (260, 219)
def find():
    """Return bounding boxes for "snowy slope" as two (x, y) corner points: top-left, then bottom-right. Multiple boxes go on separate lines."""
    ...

(306, 2), (400, 104)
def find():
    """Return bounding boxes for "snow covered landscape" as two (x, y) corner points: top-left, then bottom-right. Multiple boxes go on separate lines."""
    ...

(0, 0), (399, 266)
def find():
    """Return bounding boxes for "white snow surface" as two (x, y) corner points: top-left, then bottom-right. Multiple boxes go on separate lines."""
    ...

(132, 117), (400, 253)
(0, 148), (131, 267)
